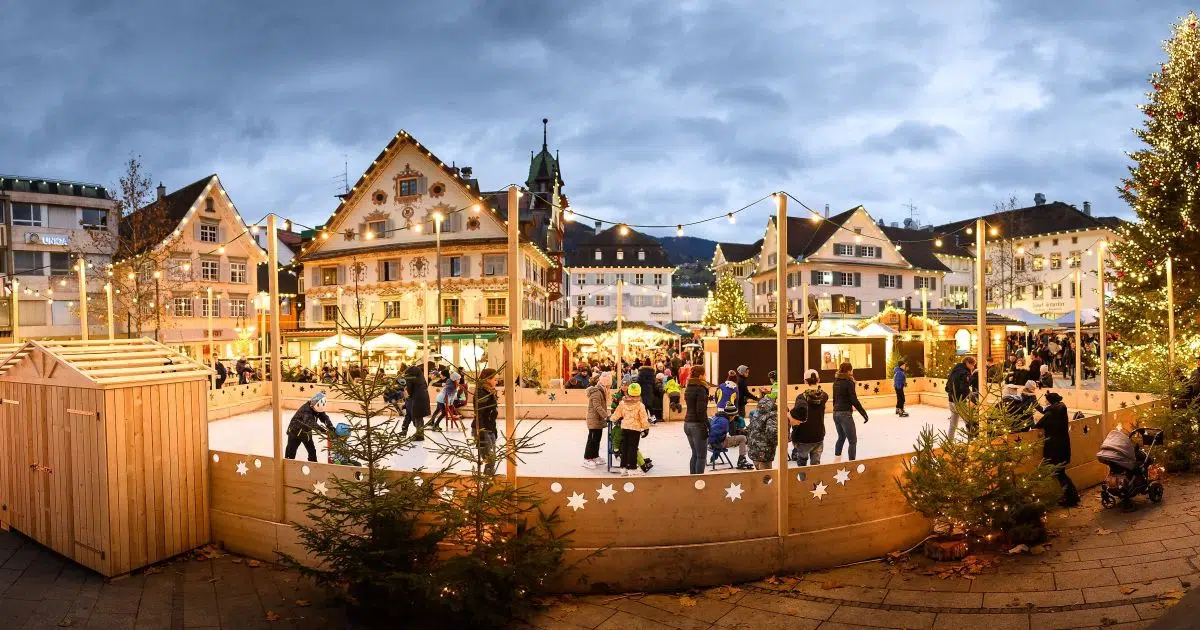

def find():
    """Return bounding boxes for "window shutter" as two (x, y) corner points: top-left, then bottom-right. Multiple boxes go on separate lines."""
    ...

(811, 270), (820, 285)
(195, 222), (203, 242)
(878, 273), (886, 288)
(384, 219), (394, 238)
(337, 265), (346, 284)
(218, 225), (226, 244)
(856, 245), (865, 257)
(897, 275), (903, 290)
(930, 277), (937, 290)
(377, 260), (385, 281)
(854, 272), (861, 287)
(875, 247), (882, 259)
(459, 255), (471, 277)
(312, 268), (321, 287)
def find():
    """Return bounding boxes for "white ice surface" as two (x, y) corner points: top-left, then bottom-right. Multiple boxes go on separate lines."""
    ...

(208, 405), (957, 477)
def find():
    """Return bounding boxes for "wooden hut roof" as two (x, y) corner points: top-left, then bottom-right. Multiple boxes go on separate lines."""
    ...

(0, 338), (212, 388)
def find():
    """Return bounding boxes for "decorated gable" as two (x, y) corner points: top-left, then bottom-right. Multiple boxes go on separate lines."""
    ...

(807, 208), (908, 268)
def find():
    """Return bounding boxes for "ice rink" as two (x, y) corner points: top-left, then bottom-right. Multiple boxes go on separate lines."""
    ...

(208, 405), (959, 477)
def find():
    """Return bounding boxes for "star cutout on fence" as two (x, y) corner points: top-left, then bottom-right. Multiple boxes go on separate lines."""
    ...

(725, 483), (744, 502)
(236, 461), (249, 476)
(811, 482), (828, 500)
(312, 481), (328, 496)
(567, 491), (588, 511)
(833, 468), (851, 485)
(596, 484), (617, 503)
(439, 487), (454, 502)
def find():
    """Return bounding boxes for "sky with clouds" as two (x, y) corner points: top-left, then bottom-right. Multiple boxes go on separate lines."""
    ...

(1, 0), (1191, 241)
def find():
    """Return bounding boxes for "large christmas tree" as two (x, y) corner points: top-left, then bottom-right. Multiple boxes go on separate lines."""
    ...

(702, 273), (749, 328)
(1110, 12), (1200, 383)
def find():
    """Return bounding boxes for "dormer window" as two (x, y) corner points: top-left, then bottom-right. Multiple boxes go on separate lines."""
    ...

(616, 250), (624, 261)
(637, 250), (645, 261)
(205, 198), (215, 213)
(594, 250), (602, 261)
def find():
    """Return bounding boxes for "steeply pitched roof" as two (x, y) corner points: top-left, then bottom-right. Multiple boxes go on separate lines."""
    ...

(935, 201), (1120, 240)
(119, 175), (215, 257)
(879, 226), (957, 272)
(783, 207), (858, 259)
(565, 225), (673, 268)
(716, 239), (763, 263)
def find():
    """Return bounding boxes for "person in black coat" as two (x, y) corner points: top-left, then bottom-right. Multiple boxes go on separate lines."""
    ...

(735, 365), (760, 419)
(285, 392), (336, 462)
(213, 358), (227, 389)
(474, 368), (500, 475)
(637, 364), (658, 419)
(402, 364), (430, 441)
(945, 357), (976, 440)
(682, 366), (711, 474)
(1035, 392), (1079, 507)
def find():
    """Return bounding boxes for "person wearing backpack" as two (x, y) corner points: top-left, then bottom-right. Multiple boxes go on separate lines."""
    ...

(893, 360), (909, 417)
(790, 369), (829, 465)
(746, 395), (778, 470)
(945, 356), (977, 440)
(708, 402), (752, 469)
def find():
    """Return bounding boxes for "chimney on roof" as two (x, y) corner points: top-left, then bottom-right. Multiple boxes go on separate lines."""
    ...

(461, 166), (473, 178)
(1083, 201), (1092, 216)
(824, 203), (830, 218)
(595, 220), (602, 235)
(1034, 192), (1046, 206)
(156, 182), (166, 201)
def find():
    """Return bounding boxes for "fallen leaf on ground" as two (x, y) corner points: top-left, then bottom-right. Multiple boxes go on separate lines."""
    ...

(247, 560), (261, 568)
(1162, 590), (1186, 601)
(231, 558), (243, 564)
(1029, 545), (1046, 556)
(1008, 544), (1029, 555)
(555, 603), (578, 613)
(763, 575), (780, 585)
(705, 585), (740, 600)
(678, 596), (697, 607)
(1100, 617), (1118, 626)
(820, 580), (844, 590)
(266, 611), (280, 622)
(1120, 587), (1138, 595)
(295, 599), (311, 607)
(1097, 528), (1113, 535)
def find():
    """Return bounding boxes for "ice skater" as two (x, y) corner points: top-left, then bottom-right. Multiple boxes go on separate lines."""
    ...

(894, 359), (909, 417)
(285, 392), (336, 462)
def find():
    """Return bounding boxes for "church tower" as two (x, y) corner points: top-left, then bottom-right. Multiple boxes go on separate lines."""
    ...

(526, 118), (566, 304)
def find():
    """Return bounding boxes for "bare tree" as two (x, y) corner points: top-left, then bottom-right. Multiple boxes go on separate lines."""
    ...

(74, 156), (191, 339)
(985, 195), (1039, 308)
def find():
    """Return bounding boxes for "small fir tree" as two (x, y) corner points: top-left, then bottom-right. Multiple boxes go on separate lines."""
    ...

(702, 273), (749, 328)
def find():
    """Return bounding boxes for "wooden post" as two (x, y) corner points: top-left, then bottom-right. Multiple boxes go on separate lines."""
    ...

(1098, 242), (1108, 420)
(268, 214), (285, 523)
(1166, 256), (1175, 373)
(921, 286), (929, 374)
(105, 282), (115, 340)
(421, 283), (429, 382)
(616, 277), (624, 371)
(77, 261), (88, 340)
(505, 185), (520, 478)
(12, 279), (19, 344)
(334, 286), (343, 369)
(802, 282), (809, 375)
(774, 193), (789, 539)
(975, 219), (987, 399)
(1073, 268), (1082, 401)
(206, 287), (214, 358)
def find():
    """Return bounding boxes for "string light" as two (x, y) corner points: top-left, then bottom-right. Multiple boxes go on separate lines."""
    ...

(989, 226), (999, 237)
(727, 212), (735, 224)
(966, 227), (974, 235)
(934, 238), (943, 247)
(619, 224), (630, 236)
(676, 225), (684, 237)
(564, 208), (575, 222)
(250, 225), (260, 235)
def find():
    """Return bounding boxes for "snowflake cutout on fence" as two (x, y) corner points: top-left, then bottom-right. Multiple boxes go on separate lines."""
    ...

(236, 461), (249, 476)
(548, 393), (557, 402)
(439, 487), (455, 502)
(596, 484), (617, 503)
(567, 491), (588, 511)
(833, 469), (850, 486)
(724, 483), (744, 502)
(312, 481), (328, 496)
(811, 482), (828, 500)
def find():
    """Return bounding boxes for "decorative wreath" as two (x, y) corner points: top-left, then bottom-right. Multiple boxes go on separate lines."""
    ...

(401, 206), (415, 219)
(344, 229), (356, 241)
(430, 182), (446, 198)
(466, 216), (481, 231)
(371, 189), (387, 205)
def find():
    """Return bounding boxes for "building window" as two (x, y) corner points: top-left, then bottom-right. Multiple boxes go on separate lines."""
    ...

(199, 222), (219, 243)
(986, 287), (994, 302)
(11, 203), (41, 226)
(637, 250), (645, 261)
(577, 274), (586, 286)
(384, 301), (403, 319)
(834, 244), (855, 256)
(595, 295), (607, 307)
(205, 198), (215, 213)
(13, 251), (41, 275)
(439, 256), (463, 278)
(1051, 283), (1063, 298)
(1072, 236), (1079, 244)
(398, 179), (418, 196)
(228, 298), (247, 318)
(634, 273), (644, 285)
(1050, 253), (1062, 270)
(986, 260), (994, 274)
(1032, 256), (1045, 271)
(813, 271), (833, 286)
(487, 297), (507, 317)
(594, 250), (601, 261)
(616, 250), (624, 261)
(1032, 284), (1044, 299)
(477, 255), (503, 276)
(173, 297), (193, 317)
(653, 273), (664, 285)
(230, 261), (247, 283)
(1016, 285), (1026, 300)
(321, 267), (338, 285)
(322, 305), (339, 321)
(201, 297), (218, 318)
(49, 252), (71, 275)
(1068, 251), (1081, 268)
(768, 253), (778, 266)
(200, 260), (219, 281)
(1014, 257), (1025, 272)
(366, 220), (386, 239)
(381, 260), (401, 281)
(442, 298), (460, 324)
(81, 208), (108, 230)
(1033, 240), (1040, 249)
(859, 246), (879, 258)
(879, 274), (900, 289)
(1052, 238), (1059, 246)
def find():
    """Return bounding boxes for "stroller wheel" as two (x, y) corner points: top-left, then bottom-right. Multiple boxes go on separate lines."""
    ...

(1100, 490), (1115, 509)
(1149, 484), (1164, 503)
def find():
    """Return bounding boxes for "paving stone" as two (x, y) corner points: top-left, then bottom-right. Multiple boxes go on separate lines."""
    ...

(639, 592), (737, 623)
(1133, 600), (1170, 621)
(715, 605), (822, 630)
(884, 589), (984, 609)
(1028, 604), (1139, 630)
(1160, 534), (1200, 550)
(1081, 576), (1183, 604)
(1052, 567), (1118, 590)
(981, 590), (1086, 608)
(1099, 546), (1196, 568)
(933, 612), (1029, 630)
(1111, 557), (1196, 583)
(1074, 541), (1165, 562)
(19, 596), (75, 628)
(792, 581), (888, 603)
(92, 584), (143, 615)
(181, 583), (220, 628)
(886, 574), (974, 592)
(733, 591), (838, 621)
(806, 565), (894, 589)
(0, 547), (40, 572)
(829, 605), (936, 629)
(611, 599), (712, 630)
(594, 609), (675, 630)
(85, 612), (139, 629)
(968, 572), (1057, 593)
(539, 600), (619, 628)
(1117, 524), (1193, 545)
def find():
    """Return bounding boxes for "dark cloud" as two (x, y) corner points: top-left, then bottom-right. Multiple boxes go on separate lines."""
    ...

(1, 0), (1194, 242)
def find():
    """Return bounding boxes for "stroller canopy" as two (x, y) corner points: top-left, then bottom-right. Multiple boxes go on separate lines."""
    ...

(1096, 430), (1138, 471)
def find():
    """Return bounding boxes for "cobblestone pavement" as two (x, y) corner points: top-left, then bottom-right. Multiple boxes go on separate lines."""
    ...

(523, 474), (1200, 630)
(0, 533), (354, 629)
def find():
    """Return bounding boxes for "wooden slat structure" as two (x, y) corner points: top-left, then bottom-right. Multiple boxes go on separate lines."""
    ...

(0, 338), (212, 577)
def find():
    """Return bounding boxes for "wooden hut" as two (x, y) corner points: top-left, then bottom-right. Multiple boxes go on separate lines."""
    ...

(0, 338), (212, 577)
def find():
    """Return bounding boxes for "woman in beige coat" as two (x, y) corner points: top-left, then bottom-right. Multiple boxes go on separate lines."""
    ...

(583, 372), (611, 469)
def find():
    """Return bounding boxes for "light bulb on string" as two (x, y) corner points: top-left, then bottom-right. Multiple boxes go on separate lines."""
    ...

(966, 227), (973, 235)
(414, 223), (423, 233)
(250, 225), (260, 235)
(564, 208), (575, 222)
(934, 238), (942, 247)
(320, 232), (329, 240)
(218, 246), (225, 254)
(727, 212), (735, 224)
(619, 224), (630, 236)
(676, 225), (684, 237)
(989, 226), (999, 237)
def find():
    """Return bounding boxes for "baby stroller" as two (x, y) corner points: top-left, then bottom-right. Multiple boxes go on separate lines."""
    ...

(1096, 427), (1165, 511)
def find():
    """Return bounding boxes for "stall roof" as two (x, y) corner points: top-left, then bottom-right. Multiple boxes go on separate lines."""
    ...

(990, 308), (1061, 328)
(1055, 309), (1100, 326)
(0, 338), (211, 388)
(917, 308), (1026, 327)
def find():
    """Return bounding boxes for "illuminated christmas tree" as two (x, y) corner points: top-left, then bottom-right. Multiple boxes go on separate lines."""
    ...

(1111, 13), (1200, 354)
(702, 273), (749, 328)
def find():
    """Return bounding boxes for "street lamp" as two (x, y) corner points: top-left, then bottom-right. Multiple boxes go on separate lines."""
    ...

(434, 211), (444, 354)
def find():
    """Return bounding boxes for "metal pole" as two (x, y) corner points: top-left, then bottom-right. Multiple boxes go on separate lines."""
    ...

(921, 286), (929, 375)
(505, 185), (520, 478)
(774, 193), (789, 539)
(421, 283), (429, 382)
(11, 279), (18, 344)
(435, 214), (443, 352)
(616, 278), (624, 371)
(77, 260), (88, 340)
(1098, 242), (1109, 420)
(207, 287), (214, 359)
(802, 282), (809, 375)
(975, 219), (987, 400)
(334, 286), (343, 369)
(267, 215), (285, 523)
(1074, 268), (1082, 402)
(105, 282), (114, 340)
